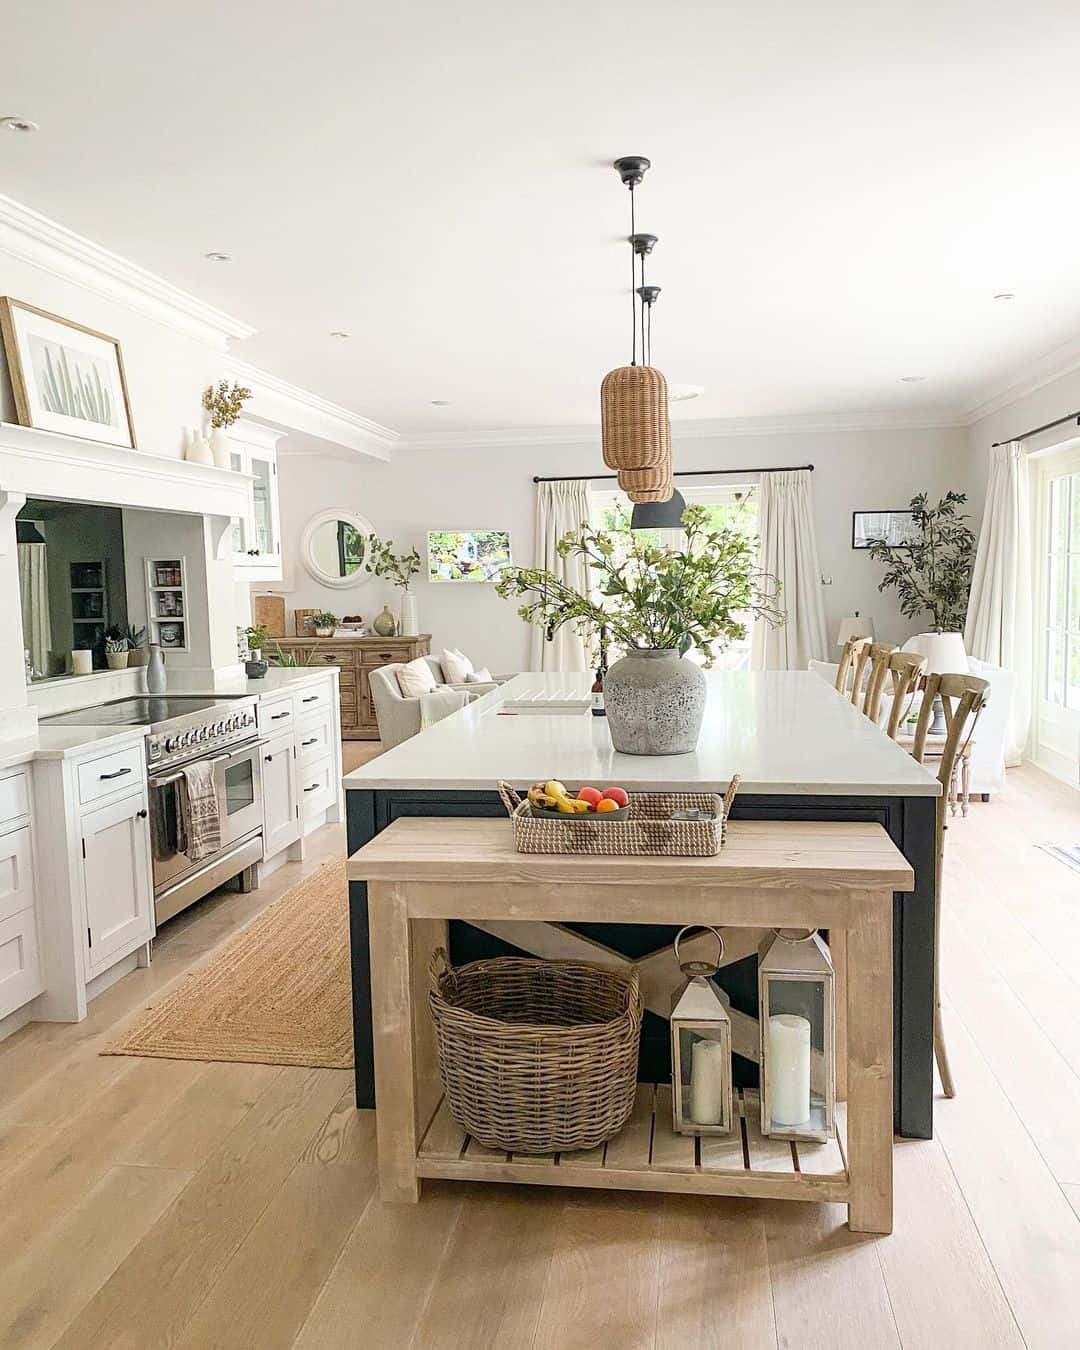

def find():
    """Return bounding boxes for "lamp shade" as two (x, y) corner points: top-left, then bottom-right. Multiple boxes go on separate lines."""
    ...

(834, 611), (874, 647)
(631, 488), (687, 530)
(904, 631), (968, 675)
(601, 365), (671, 471)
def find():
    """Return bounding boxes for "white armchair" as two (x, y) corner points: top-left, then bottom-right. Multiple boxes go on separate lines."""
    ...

(369, 663), (482, 750)
(422, 655), (512, 698)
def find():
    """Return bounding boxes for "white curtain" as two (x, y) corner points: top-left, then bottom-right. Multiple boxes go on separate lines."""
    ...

(751, 469), (828, 670)
(964, 441), (1031, 764)
(530, 480), (591, 672)
(18, 542), (51, 675)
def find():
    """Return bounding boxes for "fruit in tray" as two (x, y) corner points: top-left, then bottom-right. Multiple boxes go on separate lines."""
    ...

(527, 780), (628, 816)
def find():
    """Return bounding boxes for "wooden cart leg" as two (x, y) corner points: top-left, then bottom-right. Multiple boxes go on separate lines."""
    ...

(368, 881), (423, 1203)
(845, 891), (894, 1234)
(831, 928), (848, 1103)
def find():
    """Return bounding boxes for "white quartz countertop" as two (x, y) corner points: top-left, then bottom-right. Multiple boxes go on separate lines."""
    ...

(0, 724), (147, 770)
(179, 667), (338, 697)
(343, 671), (941, 797)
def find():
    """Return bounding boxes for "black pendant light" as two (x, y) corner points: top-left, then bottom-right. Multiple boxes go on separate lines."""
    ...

(630, 486), (687, 530)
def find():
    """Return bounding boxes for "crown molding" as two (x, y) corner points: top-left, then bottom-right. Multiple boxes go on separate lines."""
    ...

(0, 193), (255, 349)
(960, 334), (1080, 427)
(396, 407), (967, 452)
(223, 356), (399, 461)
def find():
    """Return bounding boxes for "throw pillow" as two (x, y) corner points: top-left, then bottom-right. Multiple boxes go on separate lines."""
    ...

(466, 666), (493, 683)
(396, 657), (437, 698)
(440, 649), (472, 683)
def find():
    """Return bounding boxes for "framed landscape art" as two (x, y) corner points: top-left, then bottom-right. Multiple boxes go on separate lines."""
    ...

(851, 509), (920, 550)
(0, 297), (137, 448)
(427, 529), (512, 582)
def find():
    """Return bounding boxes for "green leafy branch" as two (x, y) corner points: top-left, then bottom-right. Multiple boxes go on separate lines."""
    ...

(865, 491), (976, 631)
(365, 534), (422, 591)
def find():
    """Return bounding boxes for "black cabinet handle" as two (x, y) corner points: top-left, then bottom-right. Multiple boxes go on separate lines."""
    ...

(100, 767), (133, 780)
(304, 783), (319, 793)
(136, 808), (148, 819)
(270, 712), (289, 720)
(264, 753), (273, 762)
(301, 737), (318, 747)
(301, 695), (317, 703)
(247, 548), (259, 556)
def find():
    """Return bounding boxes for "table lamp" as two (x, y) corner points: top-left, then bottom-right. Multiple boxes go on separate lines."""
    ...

(904, 632), (968, 734)
(835, 612), (875, 647)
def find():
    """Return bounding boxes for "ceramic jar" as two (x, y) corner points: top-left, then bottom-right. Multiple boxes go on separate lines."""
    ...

(209, 426), (232, 469)
(603, 648), (706, 755)
(185, 428), (214, 465)
(399, 592), (419, 636)
(373, 605), (398, 637)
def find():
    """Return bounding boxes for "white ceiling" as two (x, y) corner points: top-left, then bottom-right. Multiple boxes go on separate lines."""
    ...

(5, 1), (1080, 438)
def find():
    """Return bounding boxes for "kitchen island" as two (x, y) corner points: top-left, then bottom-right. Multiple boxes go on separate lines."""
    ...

(344, 670), (941, 1138)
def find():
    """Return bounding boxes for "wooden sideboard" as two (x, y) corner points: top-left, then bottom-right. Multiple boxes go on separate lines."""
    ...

(272, 635), (432, 740)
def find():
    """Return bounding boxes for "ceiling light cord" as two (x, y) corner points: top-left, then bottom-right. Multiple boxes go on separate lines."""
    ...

(629, 183), (638, 366)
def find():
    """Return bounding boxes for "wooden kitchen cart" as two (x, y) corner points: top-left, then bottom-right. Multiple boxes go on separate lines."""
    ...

(347, 816), (913, 1235)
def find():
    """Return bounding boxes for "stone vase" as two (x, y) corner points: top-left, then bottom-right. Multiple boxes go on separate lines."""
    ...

(373, 605), (398, 637)
(604, 648), (706, 755)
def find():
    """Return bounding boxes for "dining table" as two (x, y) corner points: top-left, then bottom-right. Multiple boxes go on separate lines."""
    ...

(343, 670), (941, 1139)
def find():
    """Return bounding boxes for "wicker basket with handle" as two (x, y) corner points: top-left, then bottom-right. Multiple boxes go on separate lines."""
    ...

(497, 777), (740, 856)
(428, 948), (642, 1153)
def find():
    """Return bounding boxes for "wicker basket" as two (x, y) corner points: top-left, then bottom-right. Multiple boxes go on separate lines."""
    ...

(498, 778), (739, 856)
(429, 948), (642, 1153)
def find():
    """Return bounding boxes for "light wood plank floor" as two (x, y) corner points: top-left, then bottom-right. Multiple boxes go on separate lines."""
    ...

(1, 761), (1078, 1349)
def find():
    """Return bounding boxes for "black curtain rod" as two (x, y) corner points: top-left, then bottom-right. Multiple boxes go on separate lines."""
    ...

(991, 410), (1080, 448)
(532, 463), (814, 484)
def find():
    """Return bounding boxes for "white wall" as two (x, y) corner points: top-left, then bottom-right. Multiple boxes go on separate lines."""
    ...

(276, 425), (979, 672)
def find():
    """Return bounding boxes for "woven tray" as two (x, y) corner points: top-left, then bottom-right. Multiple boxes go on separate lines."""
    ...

(497, 777), (740, 856)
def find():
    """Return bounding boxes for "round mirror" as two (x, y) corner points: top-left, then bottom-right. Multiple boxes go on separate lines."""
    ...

(300, 509), (375, 589)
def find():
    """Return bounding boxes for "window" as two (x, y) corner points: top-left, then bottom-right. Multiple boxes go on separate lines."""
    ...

(1042, 468), (1080, 711)
(589, 482), (759, 669)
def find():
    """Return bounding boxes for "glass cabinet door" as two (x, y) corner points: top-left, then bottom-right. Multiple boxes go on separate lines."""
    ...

(250, 454), (277, 558)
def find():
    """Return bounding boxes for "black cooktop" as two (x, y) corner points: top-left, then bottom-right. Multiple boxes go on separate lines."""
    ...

(40, 696), (236, 729)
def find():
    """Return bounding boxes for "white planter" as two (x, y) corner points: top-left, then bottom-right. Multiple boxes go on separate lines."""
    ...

(399, 591), (419, 636)
(209, 427), (232, 469)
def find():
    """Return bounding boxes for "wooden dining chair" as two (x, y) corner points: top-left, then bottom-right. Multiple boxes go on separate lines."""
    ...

(860, 643), (898, 722)
(880, 652), (927, 739)
(910, 672), (990, 1098)
(835, 636), (872, 704)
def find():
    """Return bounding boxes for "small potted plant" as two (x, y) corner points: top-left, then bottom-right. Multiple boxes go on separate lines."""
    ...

(104, 629), (129, 671)
(495, 505), (783, 754)
(308, 610), (338, 637)
(201, 379), (253, 468)
(243, 624), (271, 678)
(366, 534), (422, 635)
(125, 623), (148, 668)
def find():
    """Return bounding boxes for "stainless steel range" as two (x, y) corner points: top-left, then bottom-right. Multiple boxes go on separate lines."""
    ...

(41, 695), (263, 924)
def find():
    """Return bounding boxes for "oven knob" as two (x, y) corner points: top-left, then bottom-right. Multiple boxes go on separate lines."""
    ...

(165, 736), (178, 752)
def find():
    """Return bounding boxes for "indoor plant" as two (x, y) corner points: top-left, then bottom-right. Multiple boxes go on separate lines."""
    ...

(243, 623), (271, 678)
(495, 504), (783, 753)
(201, 379), (253, 468)
(125, 623), (148, 667)
(308, 610), (338, 637)
(865, 491), (976, 632)
(104, 630), (129, 671)
(365, 534), (423, 635)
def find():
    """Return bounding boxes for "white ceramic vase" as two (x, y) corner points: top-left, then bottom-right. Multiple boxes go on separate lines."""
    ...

(185, 427), (214, 466)
(209, 426), (231, 469)
(399, 591), (419, 636)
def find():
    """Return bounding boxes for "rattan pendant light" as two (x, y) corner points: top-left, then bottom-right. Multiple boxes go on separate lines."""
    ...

(601, 157), (674, 501)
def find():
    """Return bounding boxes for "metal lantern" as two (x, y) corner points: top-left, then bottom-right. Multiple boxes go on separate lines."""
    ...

(758, 929), (835, 1142)
(670, 925), (733, 1136)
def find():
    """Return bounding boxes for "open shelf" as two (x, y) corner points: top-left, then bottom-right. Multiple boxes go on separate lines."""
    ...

(418, 1084), (849, 1203)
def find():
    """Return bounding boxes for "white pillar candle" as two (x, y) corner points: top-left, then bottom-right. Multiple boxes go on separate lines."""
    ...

(767, 1013), (812, 1126)
(689, 1038), (726, 1125)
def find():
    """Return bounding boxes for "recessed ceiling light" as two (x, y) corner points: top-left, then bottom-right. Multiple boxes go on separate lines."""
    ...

(430, 399), (451, 406)
(204, 251), (231, 262)
(669, 384), (706, 402)
(900, 375), (927, 383)
(1, 116), (38, 133)
(329, 331), (350, 339)
(993, 292), (1015, 301)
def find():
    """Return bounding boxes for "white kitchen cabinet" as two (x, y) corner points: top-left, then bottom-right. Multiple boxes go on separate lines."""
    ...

(0, 819), (42, 1020)
(81, 790), (153, 975)
(229, 419), (283, 579)
(261, 728), (300, 859)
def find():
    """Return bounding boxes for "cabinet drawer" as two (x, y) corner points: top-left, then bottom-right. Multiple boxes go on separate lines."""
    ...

(294, 680), (333, 718)
(298, 756), (335, 822)
(306, 649), (355, 671)
(0, 825), (34, 925)
(362, 646), (414, 667)
(0, 770), (30, 829)
(336, 669), (357, 691)
(296, 711), (333, 764)
(0, 907), (43, 1019)
(77, 744), (145, 808)
(259, 695), (294, 733)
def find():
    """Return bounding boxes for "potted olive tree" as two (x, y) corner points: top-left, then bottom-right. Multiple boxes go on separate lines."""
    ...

(496, 504), (783, 754)
(865, 491), (976, 632)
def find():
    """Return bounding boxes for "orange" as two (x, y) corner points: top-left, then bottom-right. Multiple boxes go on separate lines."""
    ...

(595, 797), (619, 813)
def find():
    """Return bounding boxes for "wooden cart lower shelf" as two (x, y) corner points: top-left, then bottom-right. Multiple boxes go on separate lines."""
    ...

(420, 1084), (850, 1204)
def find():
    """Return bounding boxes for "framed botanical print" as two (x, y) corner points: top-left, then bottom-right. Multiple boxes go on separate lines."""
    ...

(0, 297), (137, 448)
(851, 509), (920, 550)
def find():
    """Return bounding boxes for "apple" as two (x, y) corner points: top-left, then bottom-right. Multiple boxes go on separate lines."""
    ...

(577, 786), (603, 806)
(601, 786), (629, 807)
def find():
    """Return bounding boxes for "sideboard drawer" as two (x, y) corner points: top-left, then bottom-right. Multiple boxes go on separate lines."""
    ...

(361, 646), (414, 667)
(0, 770), (30, 831)
(0, 825), (34, 925)
(307, 649), (355, 671)
(77, 744), (145, 808)
(0, 907), (42, 1019)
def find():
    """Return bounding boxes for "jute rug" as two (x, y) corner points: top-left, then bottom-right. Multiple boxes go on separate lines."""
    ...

(105, 860), (353, 1069)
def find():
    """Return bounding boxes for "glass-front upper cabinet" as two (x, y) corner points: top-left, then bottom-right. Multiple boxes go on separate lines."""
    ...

(228, 419), (283, 579)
